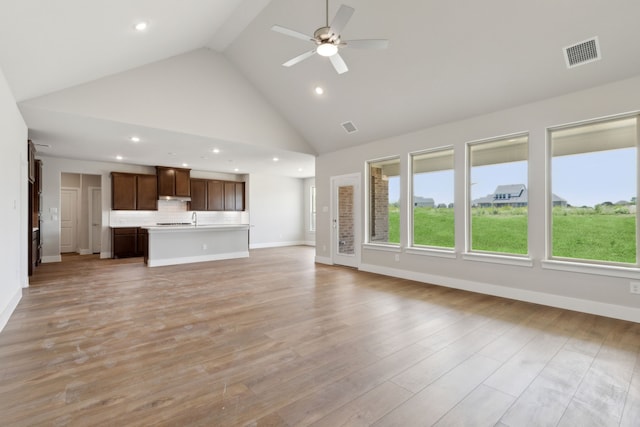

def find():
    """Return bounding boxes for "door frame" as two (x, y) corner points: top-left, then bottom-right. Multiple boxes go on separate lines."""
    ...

(60, 187), (80, 254)
(330, 173), (361, 268)
(88, 186), (102, 254)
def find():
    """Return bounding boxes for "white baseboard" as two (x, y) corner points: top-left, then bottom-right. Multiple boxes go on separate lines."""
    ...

(315, 256), (333, 265)
(42, 255), (62, 263)
(359, 263), (640, 323)
(249, 241), (307, 249)
(302, 241), (316, 247)
(79, 248), (93, 255)
(100, 251), (111, 259)
(0, 287), (22, 333)
(147, 251), (249, 267)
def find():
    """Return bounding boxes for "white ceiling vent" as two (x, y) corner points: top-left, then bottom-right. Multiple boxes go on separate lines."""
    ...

(341, 121), (358, 134)
(564, 37), (601, 68)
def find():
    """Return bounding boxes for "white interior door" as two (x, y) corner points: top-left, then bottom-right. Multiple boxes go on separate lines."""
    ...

(89, 187), (102, 253)
(60, 188), (78, 253)
(331, 174), (361, 268)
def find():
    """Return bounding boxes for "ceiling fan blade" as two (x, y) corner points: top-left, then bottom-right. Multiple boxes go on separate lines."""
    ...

(344, 39), (390, 49)
(283, 50), (316, 67)
(329, 52), (349, 74)
(330, 5), (354, 35)
(271, 25), (314, 42)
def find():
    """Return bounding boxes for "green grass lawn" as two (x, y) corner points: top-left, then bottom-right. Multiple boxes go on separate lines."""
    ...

(387, 206), (636, 263)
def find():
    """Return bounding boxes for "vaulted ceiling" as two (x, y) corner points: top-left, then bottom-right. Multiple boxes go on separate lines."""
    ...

(2, 0), (640, 177)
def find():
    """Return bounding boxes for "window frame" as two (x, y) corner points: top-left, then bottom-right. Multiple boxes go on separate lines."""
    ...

(310, 185), (316, 232)
(365, 155), (402, 247)
(464, 132), (533, 266)
(544, 113), (640, 271)
(409, 146), (456, 254)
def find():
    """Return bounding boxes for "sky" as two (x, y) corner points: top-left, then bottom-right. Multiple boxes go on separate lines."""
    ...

(388, 147), (636, 207)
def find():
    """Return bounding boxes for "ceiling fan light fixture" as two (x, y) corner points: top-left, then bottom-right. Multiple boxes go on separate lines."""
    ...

(317, 43), (338, 57)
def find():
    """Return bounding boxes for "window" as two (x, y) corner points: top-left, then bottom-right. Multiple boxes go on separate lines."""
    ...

(368, 157), (400, 245)
(549, 115), (637, 265)
(411, 148), (455, 249)
(310, 186), (316, 232)
(468, 134), (529, 255)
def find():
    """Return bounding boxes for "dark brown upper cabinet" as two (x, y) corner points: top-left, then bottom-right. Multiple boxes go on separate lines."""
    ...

(156, 166), (191, 198)
(111, 172), (157, 210)
(207, 180), (224, 211)
(189, 179), (207, 211)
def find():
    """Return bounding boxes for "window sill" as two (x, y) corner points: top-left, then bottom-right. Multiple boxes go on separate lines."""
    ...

(541, 259), (640, 279)
(363, 243), (401, 253)
(462, 252), (533, 267)
(406, 247), (457, 259)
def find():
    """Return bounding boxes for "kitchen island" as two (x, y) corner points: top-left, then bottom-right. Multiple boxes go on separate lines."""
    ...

(142, 224), (249, 267)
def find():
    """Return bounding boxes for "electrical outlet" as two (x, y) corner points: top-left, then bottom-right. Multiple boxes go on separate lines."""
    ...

(630, 282), (640, 294)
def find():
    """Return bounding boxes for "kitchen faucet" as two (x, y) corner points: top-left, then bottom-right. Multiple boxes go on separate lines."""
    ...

(191, 211), (198, 226)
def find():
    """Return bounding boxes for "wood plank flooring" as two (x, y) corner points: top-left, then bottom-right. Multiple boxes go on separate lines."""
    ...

(1, 246), (639, 426)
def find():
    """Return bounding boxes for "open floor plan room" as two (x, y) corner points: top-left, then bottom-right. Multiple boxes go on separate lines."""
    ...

(1, 247), (639, 426)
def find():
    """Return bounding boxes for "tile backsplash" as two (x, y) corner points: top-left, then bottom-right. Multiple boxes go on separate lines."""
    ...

(109, 200), (249, 227)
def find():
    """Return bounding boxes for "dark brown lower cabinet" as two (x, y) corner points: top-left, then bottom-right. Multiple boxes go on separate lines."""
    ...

(112, 227), (143, 258)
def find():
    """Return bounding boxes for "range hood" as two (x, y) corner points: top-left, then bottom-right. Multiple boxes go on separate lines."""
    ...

(159, 196), (191, 202)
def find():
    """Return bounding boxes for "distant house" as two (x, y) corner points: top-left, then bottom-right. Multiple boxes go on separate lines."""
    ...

(414, 196), (435, 208)
(472, 184), (567, 208)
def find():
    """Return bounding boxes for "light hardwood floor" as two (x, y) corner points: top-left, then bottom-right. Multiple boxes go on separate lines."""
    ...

(1, 246), (639, 426)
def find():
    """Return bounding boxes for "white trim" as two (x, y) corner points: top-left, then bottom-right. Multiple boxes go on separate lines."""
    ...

(359, 263), (640, 323)
(79, 248), (93, 255)
(100, 251), (111, 259)
(302, 241), (316, 247)
(0, 287), (22, 333)
(462, 252), (534, 267)
(541, 259), (640, 279)
(406, 247), (457, 259)
(42, 255), (62, 263)
(250, 241), (307, 249)
(147, 251), (249, 267)
(363, 243), (402, 253)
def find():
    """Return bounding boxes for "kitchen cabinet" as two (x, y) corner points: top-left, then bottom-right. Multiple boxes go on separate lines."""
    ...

(111, 172), (157, 210)
(189, 179), (207, 211)
(136, 174), (158, 210)
(207, 180), (224, 211)
(156, 166), (191, 198)
(112, 227), (138, 258)
(112, 227), (144, 258)
(234, 182), (245, 211)
(187, 178), (245, 212)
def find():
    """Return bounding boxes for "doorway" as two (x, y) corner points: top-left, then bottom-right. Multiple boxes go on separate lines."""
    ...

(331, 173), (361, 268)
(60, 188), (78, 253)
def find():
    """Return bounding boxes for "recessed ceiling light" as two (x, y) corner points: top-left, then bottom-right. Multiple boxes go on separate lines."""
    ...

(182, 163), (188, 167)
(212, 148), (220, 154)
(273, 157), (279, 162)
(130, 136), (140, 142)
(134, 21), (148, 32)
(234, 168), (239, 172)
(298, 168), (303, 172)
(116, 155), (123, 160)
(314, 86), (324, 95)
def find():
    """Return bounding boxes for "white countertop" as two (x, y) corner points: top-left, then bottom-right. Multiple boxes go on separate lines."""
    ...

(142, 224), (249, 233)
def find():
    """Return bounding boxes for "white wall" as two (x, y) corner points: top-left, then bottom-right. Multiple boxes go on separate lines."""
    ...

(0, 66), (28, 331)
(316, 74), (640, 322)
(22, 48), (315, 156)
(248, 174), (306, 248)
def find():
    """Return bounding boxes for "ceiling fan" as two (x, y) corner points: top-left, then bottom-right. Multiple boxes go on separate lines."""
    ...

(271, 0), (389, 74)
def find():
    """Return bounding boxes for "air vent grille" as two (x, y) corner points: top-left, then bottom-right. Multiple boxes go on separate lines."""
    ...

(564, 37), (601, 68)
(341, 121), (358, 134)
